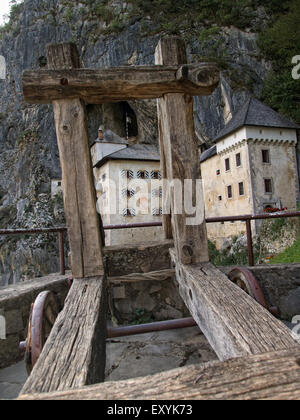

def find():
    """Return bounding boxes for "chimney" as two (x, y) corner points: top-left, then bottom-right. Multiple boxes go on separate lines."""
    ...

(98, 125), (104, 141)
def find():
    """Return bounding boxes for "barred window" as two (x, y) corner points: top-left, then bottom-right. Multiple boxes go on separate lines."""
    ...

(121, 170), (134, 179)
(137, 170), (149, 179)
(123, 208), (136, 217)
(151, 171), (162, 180)
(152, 207), (163, 216)
(122, 188), (135, 198)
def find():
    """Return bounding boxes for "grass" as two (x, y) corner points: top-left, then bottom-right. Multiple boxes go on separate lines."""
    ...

(269, 239), (300, 264)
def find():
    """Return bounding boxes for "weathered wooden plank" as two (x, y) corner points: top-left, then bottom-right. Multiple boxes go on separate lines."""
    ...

(156, 37), (212, 264)
(170, 250), (298, 361)
(22, 64), (219, 104)
(19, 277), (107, 396)
(19, 348), (300, 400)
(48, 43), (104, 278)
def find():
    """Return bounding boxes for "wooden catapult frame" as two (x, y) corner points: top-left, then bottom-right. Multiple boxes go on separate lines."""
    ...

(19, 38), (300, 400)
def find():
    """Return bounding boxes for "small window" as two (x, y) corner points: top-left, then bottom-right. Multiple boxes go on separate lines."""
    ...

(262, 150), (270, 164)
(218, 195), (222, 201)
(152, 208), (162, 216)
(151, 171), (161, 180)
(227, 185), (233, 199)
(137, 170), (149, 179)
(236, 153), (241, 167)
(121, 170), (134, 179)
(122, 188), (135, 198)
(123, 208), (136, 217)
(58, 181), (62, 187)
(239, 182), (245, 196)
(216, 169), (221, 176)
(225, 158), (230, 172)
(264, 179), (273, 194)
(102, 174), (106, 181)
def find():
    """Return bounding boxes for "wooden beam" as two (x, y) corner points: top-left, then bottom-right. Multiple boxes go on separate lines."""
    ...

(22, 64), (219, 104)
(19, 348), (300, 400)
(19, 278), (107, 395)
(156, 37), (212, 265)
(48, 43), (104, 278)
(170, 250), (298, 361)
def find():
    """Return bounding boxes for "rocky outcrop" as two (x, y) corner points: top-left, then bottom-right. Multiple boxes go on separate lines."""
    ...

(0, 0), (271, 284)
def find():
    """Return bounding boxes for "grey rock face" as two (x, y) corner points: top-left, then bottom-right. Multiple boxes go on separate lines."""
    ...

(280, 288), (300, 320)
(0, 0), (270, 284)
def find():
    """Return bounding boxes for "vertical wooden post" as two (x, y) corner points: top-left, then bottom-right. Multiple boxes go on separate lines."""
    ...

(20, 44), (107, 396)
(47, 43), (104, 279)
(155, 37), (209, 264)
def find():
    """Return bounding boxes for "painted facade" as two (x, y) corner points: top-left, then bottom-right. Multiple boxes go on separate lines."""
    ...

(91, 128), (164, 246)
(201, 98), (299, 248)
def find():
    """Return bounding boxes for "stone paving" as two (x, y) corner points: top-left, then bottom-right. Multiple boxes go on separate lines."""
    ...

(0, 326), (217, 400)
(0, 362), (28, 400)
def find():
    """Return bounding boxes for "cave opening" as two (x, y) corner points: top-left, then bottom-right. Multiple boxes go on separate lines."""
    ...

(121, 102), (138, 139)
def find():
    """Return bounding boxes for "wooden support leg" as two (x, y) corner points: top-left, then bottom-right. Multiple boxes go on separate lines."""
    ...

(20, 278), (107, 395)
(20, 43), (107, 397)
(48, 43), (104, 279)
(155, 37), (209, 264)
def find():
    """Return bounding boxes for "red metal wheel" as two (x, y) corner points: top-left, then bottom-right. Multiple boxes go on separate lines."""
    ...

(228, 267), (279, 317)
(23, 291), (60, 374)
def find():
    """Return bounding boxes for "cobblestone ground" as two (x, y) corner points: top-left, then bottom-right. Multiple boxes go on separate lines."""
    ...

(0, 326), (217, 400)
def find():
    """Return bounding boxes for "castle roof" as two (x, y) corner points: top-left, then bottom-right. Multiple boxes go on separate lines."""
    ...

(95, 144), (160, 168)
(90, 129), (128, 147)
(214, 98), (299, 142)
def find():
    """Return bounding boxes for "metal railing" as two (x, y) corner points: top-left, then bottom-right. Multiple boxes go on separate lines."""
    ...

(104, 211), (300, 266)
(0, 211), (299, 275)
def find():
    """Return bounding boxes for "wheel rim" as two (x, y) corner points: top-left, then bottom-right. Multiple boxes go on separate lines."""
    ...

(28, 291), (60, 372)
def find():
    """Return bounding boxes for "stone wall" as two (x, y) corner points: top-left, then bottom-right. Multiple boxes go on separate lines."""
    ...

(104, 240), (190, 323)
(0, 274), (70, 369)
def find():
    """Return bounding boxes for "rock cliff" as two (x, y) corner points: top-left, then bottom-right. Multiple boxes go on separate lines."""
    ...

(0, 0), (271, 284)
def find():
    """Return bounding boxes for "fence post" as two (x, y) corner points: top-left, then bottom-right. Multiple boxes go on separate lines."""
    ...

(245, 219), (254, 266)
(58, 231), (66, 275)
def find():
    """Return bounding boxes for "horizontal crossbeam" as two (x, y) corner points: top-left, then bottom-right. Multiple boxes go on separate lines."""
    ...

(19, 348), (300, 400)
(22, 64), (219, 104)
